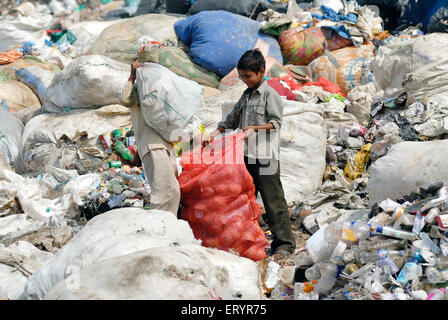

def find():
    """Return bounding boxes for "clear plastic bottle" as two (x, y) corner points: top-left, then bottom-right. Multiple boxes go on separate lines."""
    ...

(393, 212), (415, 228)
(359, 239), (406, 251)
(425, 266), (445, 284)
(375, 226), (419, 241)
(396, 257), (422, 285)
(313, 262), (338, 294)
(369, 212), (391, 228)
(325, 222), (370, 246)
(426, 287), (447, 300)
(437, 256), (448, 270)
(352, 222), (372, 241)
(107, 192), (126, 208)
(420, 232), (442, 255)
(294, 250), (314, 267)
(107, 179), (124, 195)
(425, 207), (440, 224)
(305, 263), (321, 281)
(323, 223), (343, 245)
(359, 249), (407, 264)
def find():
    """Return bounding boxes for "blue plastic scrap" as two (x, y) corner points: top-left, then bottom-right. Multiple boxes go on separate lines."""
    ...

(322, 25), (351, 39)
(22, 41), (34, 55)
(312, 5), (358, 24)
(1, 100), (9, 111)
(15, 68), (47, 101)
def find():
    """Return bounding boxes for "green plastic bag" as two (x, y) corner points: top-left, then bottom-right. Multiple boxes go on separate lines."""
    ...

(50, 30), (77, 45)
(139, 46), (221, 88)
(125, 0), (141, 7)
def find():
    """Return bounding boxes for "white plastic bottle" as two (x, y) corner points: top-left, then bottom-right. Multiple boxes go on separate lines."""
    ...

(375, 226), (419, 241)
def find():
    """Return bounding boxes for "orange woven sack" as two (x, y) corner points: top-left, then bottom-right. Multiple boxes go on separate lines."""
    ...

(178, 133), (268, 261)
(0, 50), (23, 65)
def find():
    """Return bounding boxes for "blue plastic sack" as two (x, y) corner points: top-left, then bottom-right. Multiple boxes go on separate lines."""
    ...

(174, 10), (283, 77)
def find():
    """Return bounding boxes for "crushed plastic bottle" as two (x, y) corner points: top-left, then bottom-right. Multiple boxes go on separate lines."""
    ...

(426, 287), (447, 300)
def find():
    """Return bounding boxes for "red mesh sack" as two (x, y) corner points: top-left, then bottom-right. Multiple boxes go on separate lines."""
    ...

(178, 133), (268, 261)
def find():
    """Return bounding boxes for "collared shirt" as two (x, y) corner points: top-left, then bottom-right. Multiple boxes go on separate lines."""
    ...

(121, 81), (173, 160)
(217, 80), (283, 160)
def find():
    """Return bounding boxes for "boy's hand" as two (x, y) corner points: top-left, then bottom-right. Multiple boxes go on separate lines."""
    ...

(202, 129), (220, 147)
(243, 126), (256, 139)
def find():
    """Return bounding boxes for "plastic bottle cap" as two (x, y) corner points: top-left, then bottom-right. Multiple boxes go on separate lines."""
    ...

(376, 227), (383, 233)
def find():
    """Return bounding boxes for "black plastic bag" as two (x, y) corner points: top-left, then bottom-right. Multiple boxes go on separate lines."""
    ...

(189, 0), (272, 19)
(427, 6), (448, 33)
(165, 0), (191, 14)
(356, 0), (404, 31)
(135, 0), (166, 15)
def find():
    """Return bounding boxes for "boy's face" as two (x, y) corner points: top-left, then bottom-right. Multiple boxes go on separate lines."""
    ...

(238, 68), (265, 89)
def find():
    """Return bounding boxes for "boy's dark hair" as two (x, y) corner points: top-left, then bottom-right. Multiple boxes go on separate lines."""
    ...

(237, 49), (266, 74)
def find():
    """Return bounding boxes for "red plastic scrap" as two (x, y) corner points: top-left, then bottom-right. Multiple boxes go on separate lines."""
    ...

(267, 78), (296, 101)
(304, 76), (344, 95)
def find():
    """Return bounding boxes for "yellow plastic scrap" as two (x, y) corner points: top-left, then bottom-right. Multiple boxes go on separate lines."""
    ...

(173, 123), (208, 157)
(344, 143), (372, 182)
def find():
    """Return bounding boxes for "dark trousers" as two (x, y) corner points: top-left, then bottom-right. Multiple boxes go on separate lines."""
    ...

(244, 157), (296, 253)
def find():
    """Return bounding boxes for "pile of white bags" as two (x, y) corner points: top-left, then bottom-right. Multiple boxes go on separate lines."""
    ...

(0, 241), (53, 300)
(88, 14), (180, 64)
(0, 110), (24, 168)
(373, 33), (448, 100)
(21, 208), (263, 300)
(43, 55), (130, 113)
(368, 140), (448, 204)
(135, 63), (204, 142)
(280, 100), (327, 205)
(0, 13), (52, 52)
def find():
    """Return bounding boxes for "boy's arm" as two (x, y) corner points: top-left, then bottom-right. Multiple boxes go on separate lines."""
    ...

(208, 99), (242, 142)
(217, 98), (242, 131)
(264, 90), (283, 131)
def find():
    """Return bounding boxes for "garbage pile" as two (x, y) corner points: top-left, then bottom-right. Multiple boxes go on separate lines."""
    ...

(1, 0), (448, 300)
(262, 182), (448, 300)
